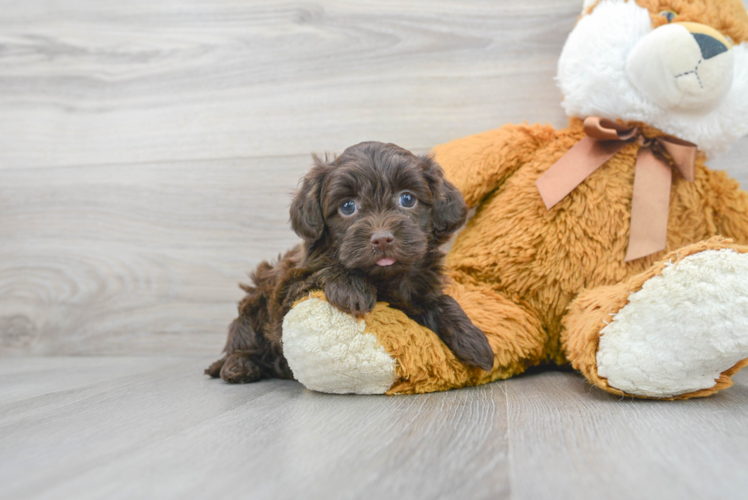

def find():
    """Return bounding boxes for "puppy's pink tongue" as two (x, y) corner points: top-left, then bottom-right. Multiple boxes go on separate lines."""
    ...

(376, 258), (396, 267)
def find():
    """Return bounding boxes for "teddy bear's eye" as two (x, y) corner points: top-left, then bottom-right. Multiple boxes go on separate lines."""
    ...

(659, 10), (677, 23)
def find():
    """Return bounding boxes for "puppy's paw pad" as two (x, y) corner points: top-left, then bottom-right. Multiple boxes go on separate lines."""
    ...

(282, 297), (396, 394)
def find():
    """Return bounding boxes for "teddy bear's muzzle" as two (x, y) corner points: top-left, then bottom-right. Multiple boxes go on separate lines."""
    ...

(626, 22), (734, 114)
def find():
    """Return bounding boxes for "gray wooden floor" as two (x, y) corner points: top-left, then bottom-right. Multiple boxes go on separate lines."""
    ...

(3, 358), (748, 500)
(2, 1), (748, 498)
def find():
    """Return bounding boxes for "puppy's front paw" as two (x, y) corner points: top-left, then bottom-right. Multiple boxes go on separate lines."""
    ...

(432, 295), (495, 371)
(441, 320), (495, 372)
(325, 279), (377, 317)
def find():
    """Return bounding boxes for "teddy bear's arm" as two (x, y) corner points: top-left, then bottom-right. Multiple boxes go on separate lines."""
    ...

(431, 123), (555, 208)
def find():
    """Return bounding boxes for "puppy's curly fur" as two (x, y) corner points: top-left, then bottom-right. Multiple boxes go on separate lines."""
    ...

(206, 142), (494, 383)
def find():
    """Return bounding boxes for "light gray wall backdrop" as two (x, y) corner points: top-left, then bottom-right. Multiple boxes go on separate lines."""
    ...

(1, 0), (746, 356)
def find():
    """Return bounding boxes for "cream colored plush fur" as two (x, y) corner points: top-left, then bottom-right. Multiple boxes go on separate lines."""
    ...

(282, 296), (396, 394)
(597, 249), (748, 397)
(558, 0), (748, 155)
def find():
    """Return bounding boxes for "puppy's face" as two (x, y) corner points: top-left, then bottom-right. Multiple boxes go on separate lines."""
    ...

(291, 142), (466, 275)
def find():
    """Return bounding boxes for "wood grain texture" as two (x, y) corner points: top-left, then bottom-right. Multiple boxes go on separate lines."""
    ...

(0, 357), (509, 500)
(506, 369), (748, 500)
(0, 156), (313, 355)
(0, 0), (579, 168)
(0, 0), (746, 356)
(2, 358), (748, 499)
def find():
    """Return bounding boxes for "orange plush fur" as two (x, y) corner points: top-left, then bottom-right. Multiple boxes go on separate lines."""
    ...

(284, 0), (748, 398)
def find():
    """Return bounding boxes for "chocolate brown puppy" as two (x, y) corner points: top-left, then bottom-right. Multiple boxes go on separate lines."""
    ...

(206, 141), (494, 384)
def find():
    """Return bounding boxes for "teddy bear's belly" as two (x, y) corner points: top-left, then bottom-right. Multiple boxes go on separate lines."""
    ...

(446, 151), (716, 354)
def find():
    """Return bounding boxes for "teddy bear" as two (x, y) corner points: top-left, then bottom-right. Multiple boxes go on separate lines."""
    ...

(280, 0), (748, 400)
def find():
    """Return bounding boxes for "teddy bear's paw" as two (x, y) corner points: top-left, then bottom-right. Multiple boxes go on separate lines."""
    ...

(281, 296), (397, 394)
(597, 249), (748, 398)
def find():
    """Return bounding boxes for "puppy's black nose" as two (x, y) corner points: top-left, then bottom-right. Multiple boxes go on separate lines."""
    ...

(371, 232), (394, 251)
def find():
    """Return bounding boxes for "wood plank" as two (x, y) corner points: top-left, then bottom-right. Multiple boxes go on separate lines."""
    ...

(0, 356), (184, 405)
(505, 369), (748, 500)
(0, 357), (290, 497)
(0, 357), (510, 500)
(4, 358), (748, 500)
(0, 0), (579, 168)
(0, 156), (312, 355)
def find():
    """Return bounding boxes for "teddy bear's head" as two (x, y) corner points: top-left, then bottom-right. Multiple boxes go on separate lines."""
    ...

(558, 0), (748, 155)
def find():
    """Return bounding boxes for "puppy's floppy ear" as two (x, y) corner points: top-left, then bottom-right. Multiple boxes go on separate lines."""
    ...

(290, 155), (331, 243)
(421, 155), (467, 243)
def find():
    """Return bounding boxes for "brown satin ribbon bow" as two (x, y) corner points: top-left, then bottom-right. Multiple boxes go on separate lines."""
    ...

(536, 117), (698, 262)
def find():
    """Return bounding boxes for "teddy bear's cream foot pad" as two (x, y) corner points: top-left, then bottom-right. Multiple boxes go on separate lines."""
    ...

(597, 249), (748, 398)
(282, 296), (397, 394)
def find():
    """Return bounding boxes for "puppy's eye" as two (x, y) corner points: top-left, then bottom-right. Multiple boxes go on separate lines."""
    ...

(399, 192), (416, 208)
(339, 200), (357, 216)
(659, 10), (677, 23)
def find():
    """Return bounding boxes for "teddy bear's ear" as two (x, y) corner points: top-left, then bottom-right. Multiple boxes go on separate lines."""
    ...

(290, 155), (331, 243)
(582, 0), (598, 13)
(420, 155), (467, 245)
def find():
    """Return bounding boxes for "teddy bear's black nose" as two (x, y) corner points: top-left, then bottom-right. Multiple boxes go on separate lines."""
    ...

(693, 33), (728, 60)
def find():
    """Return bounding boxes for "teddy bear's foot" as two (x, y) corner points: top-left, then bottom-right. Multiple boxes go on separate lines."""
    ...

(282, 294), (398, 394)
(565, 241), (748, 399)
